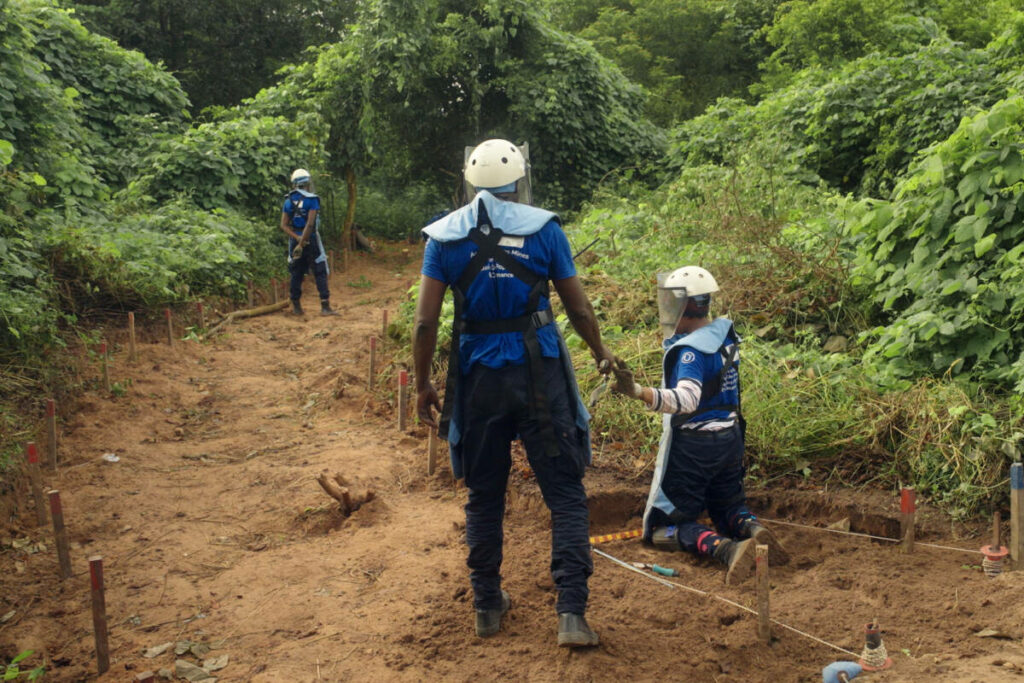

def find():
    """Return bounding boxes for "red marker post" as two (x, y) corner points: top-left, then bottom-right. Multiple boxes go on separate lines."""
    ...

(900, 487), (916, 554)
(398, 369), (409, 431)
(89, 556), (110, 674)
(46, 398), (57, 469)
(26, 443), (47, 526)
(48, 490), (72, 579)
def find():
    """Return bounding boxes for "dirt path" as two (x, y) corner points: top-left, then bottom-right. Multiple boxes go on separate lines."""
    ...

(3, 243), (1024, 682)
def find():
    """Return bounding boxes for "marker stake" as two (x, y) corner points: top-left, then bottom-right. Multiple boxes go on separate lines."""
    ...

(99, 342), (109, 393)
(381, 310), (388, 339)
(127, 312), (137, 362)
(900, 487), (916, 554)
(756, 544), (770, 643)
(89, 556), (110, 674)
(368, 336), (377, 389)
(165, 308), (174, 346)
(427, 427), (438, 476)
(48, 490), (72, 579)
(1011, 463), (1023, 570)
(398, 370), (408, 431)
(26, 443), (47, 526)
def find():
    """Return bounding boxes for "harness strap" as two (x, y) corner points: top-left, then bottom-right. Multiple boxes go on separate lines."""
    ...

(436, 207), (560, 457)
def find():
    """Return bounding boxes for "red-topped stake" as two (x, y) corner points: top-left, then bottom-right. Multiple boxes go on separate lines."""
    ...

(26, 442), (47, 526)
(900, 488), (915, 554)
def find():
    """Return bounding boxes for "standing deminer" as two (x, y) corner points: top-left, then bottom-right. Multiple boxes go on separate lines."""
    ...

(413, 139), (615, 646)
(279, 168), (337, 316)
(610, 266), (789, 584)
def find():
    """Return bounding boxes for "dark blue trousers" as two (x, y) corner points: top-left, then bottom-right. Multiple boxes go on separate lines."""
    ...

(662, 424), (755, 554)
(288, 237), (330, 302)
(460, 358), (592, 615)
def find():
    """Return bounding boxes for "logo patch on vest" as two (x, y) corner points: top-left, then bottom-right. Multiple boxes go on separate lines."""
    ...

(680, 351), (696, 364)
(497, 235), (524, 248)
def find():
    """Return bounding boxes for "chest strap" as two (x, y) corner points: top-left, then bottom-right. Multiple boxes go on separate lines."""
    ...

(437, 215), (561, 458)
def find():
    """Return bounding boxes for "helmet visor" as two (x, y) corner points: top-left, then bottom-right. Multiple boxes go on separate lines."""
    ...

(657, 272), (688, 339)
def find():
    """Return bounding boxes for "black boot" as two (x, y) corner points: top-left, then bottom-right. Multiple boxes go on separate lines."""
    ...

(712, 538), (757, 585)
(739, 519), (790, 566)
(475, 590), (510, 637)
(320, 299), (338, 316)
(557, 613), (599, 647)
(291, 299), (304, 315)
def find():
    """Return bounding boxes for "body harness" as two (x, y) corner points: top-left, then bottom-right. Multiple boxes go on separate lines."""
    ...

(667, 342), (740, 429)
(437, 204), (562, 458)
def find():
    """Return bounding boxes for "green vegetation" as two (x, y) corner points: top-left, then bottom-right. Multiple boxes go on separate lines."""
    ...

(3, 0), (1024, 516)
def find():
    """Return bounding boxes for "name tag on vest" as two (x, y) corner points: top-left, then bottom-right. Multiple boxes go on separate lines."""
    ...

(498, 235), (524, 248)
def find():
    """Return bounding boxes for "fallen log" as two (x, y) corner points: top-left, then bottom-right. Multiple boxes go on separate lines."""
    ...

(204, 300), (289, 338)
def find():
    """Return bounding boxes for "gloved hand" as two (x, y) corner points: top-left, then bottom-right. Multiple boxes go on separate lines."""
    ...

(611, 359), (643, 399)
(292, 242), (304, 259)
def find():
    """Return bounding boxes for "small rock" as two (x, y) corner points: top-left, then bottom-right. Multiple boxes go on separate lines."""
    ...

(203, 654), (229, 672)
(143, 642), (173, 658)
(174, 641), (192, 656)
(190, 642), (211, 658)
(158, 668), (174, 680)
(823, 335), (849, 353)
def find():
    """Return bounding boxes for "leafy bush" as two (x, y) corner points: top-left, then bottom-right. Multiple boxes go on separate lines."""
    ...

(849, 95), (1024, 390)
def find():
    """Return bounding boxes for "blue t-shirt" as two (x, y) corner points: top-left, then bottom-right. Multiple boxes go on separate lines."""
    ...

(422, 220), (576, 373)
(667, 330), (740, 424)
(282, 191), (320, 231)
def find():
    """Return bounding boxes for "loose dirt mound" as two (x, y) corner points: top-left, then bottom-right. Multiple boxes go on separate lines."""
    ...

(2, 244), (1024, 682)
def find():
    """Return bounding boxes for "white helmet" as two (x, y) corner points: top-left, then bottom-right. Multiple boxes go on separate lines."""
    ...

(464, 139), (526, 191)
(657, 266), (719, 338)
(290, 168), (311, 186)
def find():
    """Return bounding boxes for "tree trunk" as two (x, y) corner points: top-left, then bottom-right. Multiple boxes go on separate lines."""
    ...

(343, 164), (357, 252)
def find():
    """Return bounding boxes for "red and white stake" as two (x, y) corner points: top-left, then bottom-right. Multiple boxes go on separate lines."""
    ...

(900, 487), (916, 554)
(48, 490), (72, 579)
(89, 556), (110, 674)
(26, 442), (47, 526)
(398, 369), (408, 431)
(46, 398), (57, 469)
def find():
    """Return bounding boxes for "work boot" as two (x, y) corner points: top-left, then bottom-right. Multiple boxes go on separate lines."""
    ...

(740, 519), (790, 566)
(713, 538), (757, 585)
(475, 590), (510, 638)
(291, 299), (304, 316)
(320, 299), (339, 316)
(557, 613), (599, 648)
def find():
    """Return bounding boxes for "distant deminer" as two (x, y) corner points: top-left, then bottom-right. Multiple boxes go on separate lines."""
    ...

(280, 168), (337, 316)
(413, 139), (615, 646)
(611, 266), (789, 583)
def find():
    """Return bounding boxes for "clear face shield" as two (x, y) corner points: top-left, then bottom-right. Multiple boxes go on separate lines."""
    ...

(656, 272), (688, 339)
(462, 142), (533, 205)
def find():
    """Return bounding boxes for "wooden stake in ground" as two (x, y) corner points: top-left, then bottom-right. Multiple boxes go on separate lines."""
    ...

(1011, 462), (1023, 570)
(127, 312), (137, 362)
(756, 544), (770, 643)
(900, 487), (916, 554)
(46, 398), (57, 469)
(25, 442), (47, 526)
(381, 310), (388, 339)
(398, 369), (408, 431)
(247, 280), (255, 308)
(165, 308), (174, 346)
(427, 427), (438, 476)
(368, 336), (377, 389)
(89, 556), (110, 674)
(197, 301), (206, 330)
(99, 342), (110, 393)
(271, 278), (279, 304)
(48, 490), (72, 579)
